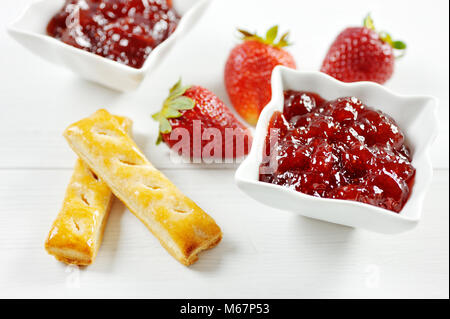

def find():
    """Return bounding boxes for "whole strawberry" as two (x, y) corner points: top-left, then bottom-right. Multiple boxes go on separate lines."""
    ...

(321, 15), (406, 84)
(152, 79), (252, 160)
(225, 26), (296, 126)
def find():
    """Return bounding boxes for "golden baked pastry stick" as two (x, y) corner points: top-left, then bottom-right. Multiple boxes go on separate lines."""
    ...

(63, 109), (222, 266)
(45, 116), (132, 266)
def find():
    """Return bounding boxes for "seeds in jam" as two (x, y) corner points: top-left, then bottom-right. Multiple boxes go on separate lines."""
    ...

(47, 0), (180, 69)
(259, 91), (415, 213)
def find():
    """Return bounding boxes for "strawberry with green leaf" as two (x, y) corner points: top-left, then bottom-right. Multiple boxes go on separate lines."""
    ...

(225, 25), (297, 126)
(152, 79), (252, 159)
(321, 14), (407, 84)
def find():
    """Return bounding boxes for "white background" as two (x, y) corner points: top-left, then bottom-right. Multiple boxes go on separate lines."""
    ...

(0, 0), (448, 298)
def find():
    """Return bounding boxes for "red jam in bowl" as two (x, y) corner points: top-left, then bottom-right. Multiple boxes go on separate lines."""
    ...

(259, 91), (415, 213)
(47, 0), (180, 69)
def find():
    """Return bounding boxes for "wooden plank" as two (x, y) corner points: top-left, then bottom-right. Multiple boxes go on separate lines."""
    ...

(0, 168), (448, 298)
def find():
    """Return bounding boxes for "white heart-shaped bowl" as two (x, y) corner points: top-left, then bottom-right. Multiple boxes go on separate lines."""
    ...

(235, 66), (439, 234)
(7, 0), (211, 92)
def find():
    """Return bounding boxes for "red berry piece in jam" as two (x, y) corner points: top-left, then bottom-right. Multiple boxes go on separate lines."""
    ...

(325, 97), (364, 123)
(331, 185), (371, 203)
(277, 144), (312, 171)
(309, 140), (336, 176)
(296, 172), (329, 198)
(341, 144), (374, 179)
(283, 90), (323, 120)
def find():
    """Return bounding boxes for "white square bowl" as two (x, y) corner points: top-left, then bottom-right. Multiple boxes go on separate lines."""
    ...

(235, 66), (439, 234)
(7, 0), (211, 92)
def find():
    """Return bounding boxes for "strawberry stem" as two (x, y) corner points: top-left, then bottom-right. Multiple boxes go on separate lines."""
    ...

(238, 25), (292, 48)
(151, 78), (195, 145)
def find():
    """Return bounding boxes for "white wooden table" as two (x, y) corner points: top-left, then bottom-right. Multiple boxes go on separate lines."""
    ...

(0, 0), (448, 299)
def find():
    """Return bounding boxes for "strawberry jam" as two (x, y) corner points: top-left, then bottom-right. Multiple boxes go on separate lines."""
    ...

(259, 91), (415, 213)
(47, 0), (180, 69)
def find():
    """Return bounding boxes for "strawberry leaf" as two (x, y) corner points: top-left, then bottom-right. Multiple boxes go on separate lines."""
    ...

(265, 25), (278, 44)
(237, 26), (291, 48)
(279, 32), (290, 42)
(238, 29), (256, 38)
(169, 80), (190, 100)
(169, 78), (183, 96)
(162, 108), (181, 118)
(238, 28), (263, 42)
(392, 41), (407, 50)
(363, 13), (375, 30)
(159, 117), (172, 134)
(151, 79), (195, 145)
(169, 96), (196, 110)
(276, 31), (291, 48)
(156, 134), (163, 145)
(152, 112), (172, 133)
(379, 31), (393, 46)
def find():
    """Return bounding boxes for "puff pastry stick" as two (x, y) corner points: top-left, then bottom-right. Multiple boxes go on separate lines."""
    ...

(45, 116), (132, 266)
(64, 109), (222, 265)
